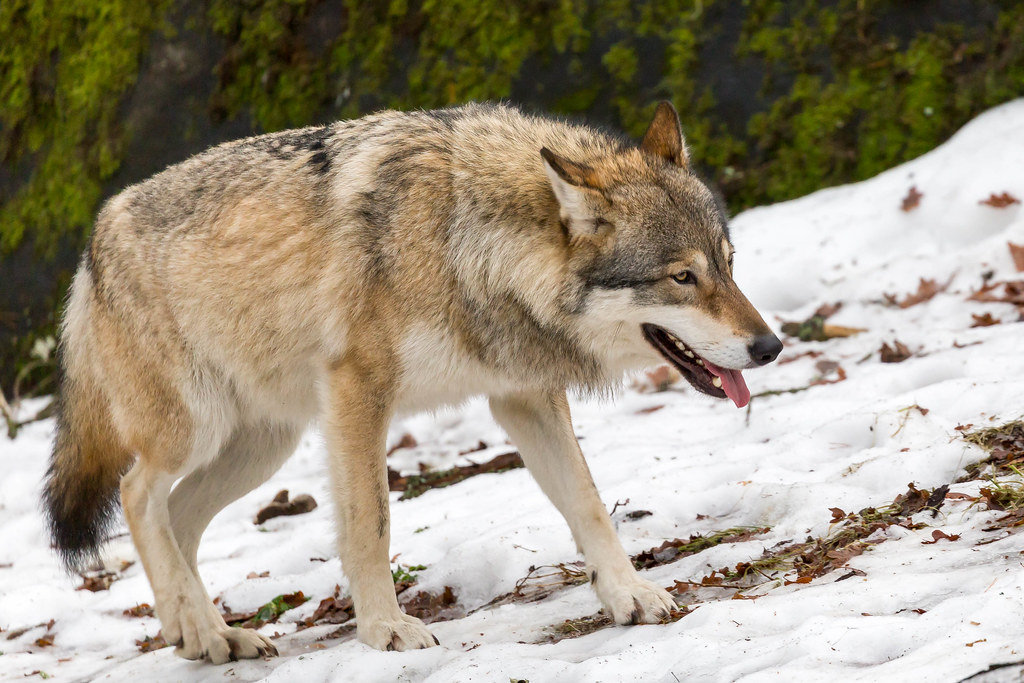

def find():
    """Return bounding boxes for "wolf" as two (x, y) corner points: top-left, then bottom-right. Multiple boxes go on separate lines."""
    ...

(43, 101), (781, 662)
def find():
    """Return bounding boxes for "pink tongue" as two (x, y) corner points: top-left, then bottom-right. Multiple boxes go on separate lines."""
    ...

(704, 361), (750, 409)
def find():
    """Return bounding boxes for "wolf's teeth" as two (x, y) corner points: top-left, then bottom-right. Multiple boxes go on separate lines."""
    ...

(684, 350), (694, 358)
(712, 377), (722, 388)
(696, 359), (704, 366)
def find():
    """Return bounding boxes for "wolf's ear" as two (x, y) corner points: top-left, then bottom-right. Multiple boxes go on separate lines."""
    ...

(641, 101), (688, 167)
(540, 147), (607, 235)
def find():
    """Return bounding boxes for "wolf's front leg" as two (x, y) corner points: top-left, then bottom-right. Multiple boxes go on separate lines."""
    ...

(490, 389), (676, 624)
(323, 359), (437, 651)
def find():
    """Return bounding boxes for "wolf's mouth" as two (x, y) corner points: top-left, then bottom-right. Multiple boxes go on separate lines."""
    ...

(640, 323), (751, 408)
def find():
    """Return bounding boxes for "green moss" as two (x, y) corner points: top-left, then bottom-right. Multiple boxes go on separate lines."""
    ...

(730, 1), (1024, 208)
(208, 0), (329, 131)
(0, 0), (170, 258)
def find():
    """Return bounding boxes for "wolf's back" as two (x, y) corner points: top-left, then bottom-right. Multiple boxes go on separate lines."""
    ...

(42, 265), (133, 571)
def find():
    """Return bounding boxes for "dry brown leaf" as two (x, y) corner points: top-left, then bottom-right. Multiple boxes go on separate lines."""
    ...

(885, 277), (951, 308)
(813, 302), (843, 319)
(921, 529), (960, 544)
(971, 312), (1000, 328)
(123, 604), (154, 618)
(784, 576), (813, 586)
(901, 186), (923, 211)
(1009, 242), (1024, 272)
(979, 192), (1020, 208)
(880, 341), (913, 363)
(810, 366), (847, 386)
(970, 280), (1024, 307)
(386, 433), (417, 456)
(135, 634), (169, 653)
(401, 585), (463, 624)
(301, 585), (354, 628)
(77, 570), (122, 592)
(254, 491), (318, 525)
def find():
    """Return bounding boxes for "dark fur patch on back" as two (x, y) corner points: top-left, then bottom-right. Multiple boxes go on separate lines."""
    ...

(240, 125), (335, 175)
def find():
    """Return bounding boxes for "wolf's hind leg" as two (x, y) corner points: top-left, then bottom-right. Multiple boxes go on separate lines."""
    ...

(169, 421), (301, 574)
(323, 358), (437, 652)
(121, 455), (252, 664)
(489, 389), (676, 625)
(163, 421), (303, 660)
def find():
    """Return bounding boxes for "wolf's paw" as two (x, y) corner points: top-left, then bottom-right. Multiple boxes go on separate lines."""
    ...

(173, 626), (278, 664)
(224, 629), (279, 662)
(160, 598), (278, 664)
(173, 624), (278, 664)
(358, 613), (439, 652)
(596, 576), (677, 625)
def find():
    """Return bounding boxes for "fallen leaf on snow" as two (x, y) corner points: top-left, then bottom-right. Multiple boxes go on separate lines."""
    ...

(254, 490), (318, 525)
(123, 604), (154, 618)
(1009, 242), (1024, 272)
(884, 277), (951, 308)
(810, 365), (847, 386)
(979, 192), (1020, 208)
(880, 341), (913, 363)
(969, 279), (1024, 306)
(813, 302), (843, 319)
(135, 634), (168, 653)
(784, 576), (813, 585)
(921, 529), (960, 544)
(901, 186), (923, 211)
(971, 312), (1000, 327)
(402, 585), (463, 624)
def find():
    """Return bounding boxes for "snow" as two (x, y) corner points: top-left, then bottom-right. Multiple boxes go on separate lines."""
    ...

(3, 99), (1024, 682)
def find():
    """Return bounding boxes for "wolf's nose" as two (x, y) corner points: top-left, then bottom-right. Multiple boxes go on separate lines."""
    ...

(749, 334), (783, 366)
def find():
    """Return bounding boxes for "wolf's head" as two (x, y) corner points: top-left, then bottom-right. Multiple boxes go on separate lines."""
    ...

(543, 102), (781, 407)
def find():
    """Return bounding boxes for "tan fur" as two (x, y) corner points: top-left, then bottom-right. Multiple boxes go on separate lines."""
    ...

(44, 102), (778, 661)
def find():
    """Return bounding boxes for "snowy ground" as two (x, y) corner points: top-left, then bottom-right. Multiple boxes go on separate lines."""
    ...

(2, 100), (1024, 683)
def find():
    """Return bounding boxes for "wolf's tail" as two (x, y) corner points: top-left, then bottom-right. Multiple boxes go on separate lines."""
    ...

(42, 279), (133, 571)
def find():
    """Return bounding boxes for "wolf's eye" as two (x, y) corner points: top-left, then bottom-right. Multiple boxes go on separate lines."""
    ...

(672, 271), (696, 285)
